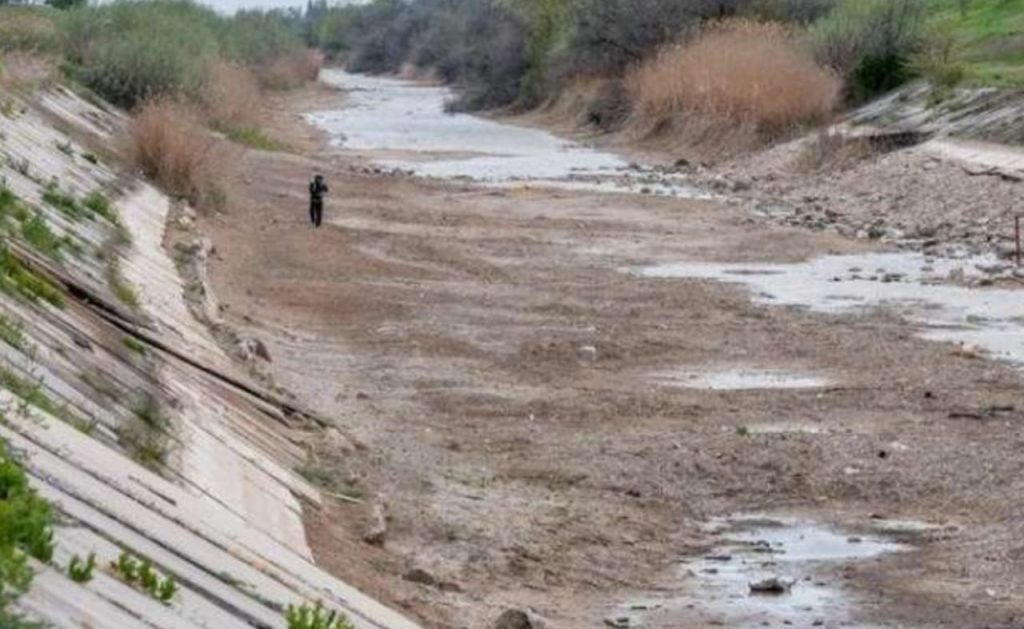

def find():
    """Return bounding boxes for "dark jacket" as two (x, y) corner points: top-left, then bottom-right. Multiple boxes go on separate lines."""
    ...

(310, 178), (329, 201)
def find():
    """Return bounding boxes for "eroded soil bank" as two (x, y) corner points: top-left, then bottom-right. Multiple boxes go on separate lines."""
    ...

(198, 73), (1024, 628)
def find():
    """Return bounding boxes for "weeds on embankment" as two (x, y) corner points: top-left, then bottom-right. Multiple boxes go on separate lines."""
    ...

(0, 436), (57, 625)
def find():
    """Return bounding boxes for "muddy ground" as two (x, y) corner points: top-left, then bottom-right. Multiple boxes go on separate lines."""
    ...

(193, 83), (1024, 628)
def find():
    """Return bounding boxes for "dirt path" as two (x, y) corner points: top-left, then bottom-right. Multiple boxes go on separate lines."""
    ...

(196, 79), (1024, 628)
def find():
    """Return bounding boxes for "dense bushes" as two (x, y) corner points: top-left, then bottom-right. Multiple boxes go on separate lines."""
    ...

(810, 0), (925, 100)
(58, 0), (315, 108)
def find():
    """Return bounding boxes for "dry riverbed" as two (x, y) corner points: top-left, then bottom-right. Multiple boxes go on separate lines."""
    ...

(196, 73), (1024, 628)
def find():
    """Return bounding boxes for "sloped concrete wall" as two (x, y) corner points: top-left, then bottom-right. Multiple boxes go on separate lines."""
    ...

(0, 86), (418, 628)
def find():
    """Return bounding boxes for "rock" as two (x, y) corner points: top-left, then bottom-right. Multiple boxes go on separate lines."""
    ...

(493, 609), (533, 629)
(749, 576), (795, 594)
(362, 495), (389, 546)
(439, 580), (463, 593)
(402, 568), (437, 587)
(238, 338), (272, 363)
(577, 345), (598, 363)
(70, 333), (93, 351)
(604, 617), (630, 628)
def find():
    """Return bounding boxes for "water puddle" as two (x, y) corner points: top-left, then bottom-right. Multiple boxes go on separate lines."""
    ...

(610, 515), (905, 628)
(652, 368), (830, 391)
(309, 71), (707, 197)
(635, 252), (1024, 367)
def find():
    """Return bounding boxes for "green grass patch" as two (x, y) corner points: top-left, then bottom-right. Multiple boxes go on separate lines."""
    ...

(20, 214), (63, 260)
(0, 247), (65, 308)
(925, 0), (1024, 86)
(121, 336), (147, 356)
(217, 124), (284, 151)
(0, 435), (56, 621)
(82, 190), (117, 223)
(41, 184), (82, 220)
(286, 601), (355, 629)
(0, 365), (92, 432)
(110, 551), (178, 604)
(105, 258), (138, 309)
(0, 316), (29, 354)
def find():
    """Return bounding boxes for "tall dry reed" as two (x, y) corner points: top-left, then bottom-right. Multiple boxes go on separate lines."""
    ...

(628, 20), (840, 136)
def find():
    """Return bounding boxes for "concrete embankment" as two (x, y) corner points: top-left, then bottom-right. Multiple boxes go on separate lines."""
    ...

(0, 84), (417, 628)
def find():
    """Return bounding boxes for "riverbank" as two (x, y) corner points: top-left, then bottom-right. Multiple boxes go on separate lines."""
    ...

(194, 72), (1024, 627)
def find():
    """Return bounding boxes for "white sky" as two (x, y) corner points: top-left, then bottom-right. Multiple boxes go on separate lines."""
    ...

(198, 0), (365, 14)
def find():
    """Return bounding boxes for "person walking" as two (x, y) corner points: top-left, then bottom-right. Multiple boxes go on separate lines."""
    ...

(309, 173), (328, 228)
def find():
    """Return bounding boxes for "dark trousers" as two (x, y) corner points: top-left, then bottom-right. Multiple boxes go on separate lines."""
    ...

(310, 198), (323, 227)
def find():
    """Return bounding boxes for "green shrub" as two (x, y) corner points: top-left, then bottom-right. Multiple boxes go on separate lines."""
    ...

(20, 214), (63, 259)
(810, 0), (925, 101)
(59, 0), (221, 108)
(216, 124), (284, 151)
(0, 246), (65, 307)
(57, 1), (312, 108)
(81, 190), (116, 223)
(111, 551), (178, 604)
(68, 553), (95, 583)
(0, 437), (56, 618)
(286, 601), (355, 629)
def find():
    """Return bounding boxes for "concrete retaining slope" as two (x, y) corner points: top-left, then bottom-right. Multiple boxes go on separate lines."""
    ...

(0, 86), (418, 628)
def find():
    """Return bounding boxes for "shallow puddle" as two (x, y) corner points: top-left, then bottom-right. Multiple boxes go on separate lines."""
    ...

(309, 71), (707, 197)
(636, 252), (1024, 367)
(610, 516), (905, 628)
(652, 368), (830, 391)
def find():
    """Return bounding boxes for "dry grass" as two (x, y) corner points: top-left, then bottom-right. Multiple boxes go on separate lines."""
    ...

(257, 49), (323, 90)
(0, 52), (55, 90)
(0, 7), (57, 54)
(628, 20), (840, 137)
(203, 61), (261, 128)
(130, 99), (209, 201)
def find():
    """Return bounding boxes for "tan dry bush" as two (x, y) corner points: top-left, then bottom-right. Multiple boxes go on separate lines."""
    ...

(130, 98), (209, 201)
(0, 52), (55, 90)
(257, 49), (323, 90)
(203, 61), (261, 128)
(627, 20), (840, 136)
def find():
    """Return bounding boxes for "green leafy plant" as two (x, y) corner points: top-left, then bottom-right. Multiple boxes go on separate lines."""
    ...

(110, 551), (178, 604)
(68, 552), (96, 583)
(81, 190), (116, 223)
(0, 246), (65, 307)
(286, 601), (355, 629)
(156, 575), (178, 602)
(0, 437), (57, 616)
(138, 558), (158, 593)
(112, 551), (139, 584)
(121, 336), (147, 356)
(20, 213), (63, 259)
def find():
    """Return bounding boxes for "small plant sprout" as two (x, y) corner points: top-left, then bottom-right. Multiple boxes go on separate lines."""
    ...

(285, 600), (355, 629)
(138, 558), (158, 594)
(110, 551), (178, 604)
(68, 552), (96, 583)
(157, 575), (178, 603)
(113, 551), (139, 583)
